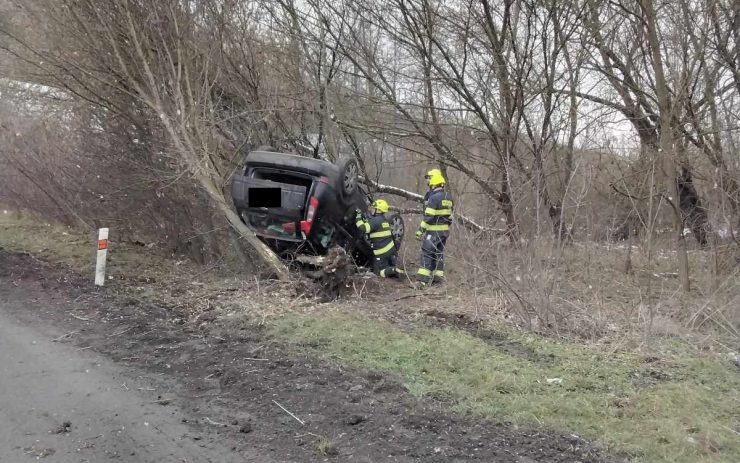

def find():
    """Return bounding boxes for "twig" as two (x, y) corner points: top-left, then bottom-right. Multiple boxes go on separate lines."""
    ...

(244, 357), (270, 361)
(392, 291), (444, 302)
(204, 417), (226, 427)
(719, 424), (740, 435)
(137, 387), (156, 391)
(52, 331), (78, 342)
(273, 400), (305, 425)
(249, 344), (265, 355)
(71, 314), (91, 322)
(111, 327), (133, 337)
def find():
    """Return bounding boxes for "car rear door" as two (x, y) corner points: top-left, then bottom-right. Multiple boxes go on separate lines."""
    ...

(232, 175), (309, 240)
(231, 176), (307, 214)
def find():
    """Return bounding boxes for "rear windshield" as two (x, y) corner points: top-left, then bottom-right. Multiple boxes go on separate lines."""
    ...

(244, 211), (303, 241)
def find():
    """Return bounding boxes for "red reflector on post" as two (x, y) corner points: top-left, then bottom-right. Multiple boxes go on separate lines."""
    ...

(98, 239), (108, 250)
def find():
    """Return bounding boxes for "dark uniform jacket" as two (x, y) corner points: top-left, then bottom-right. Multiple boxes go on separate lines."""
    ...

(356, 213), (395, 256)
(420, 188), (453, 234)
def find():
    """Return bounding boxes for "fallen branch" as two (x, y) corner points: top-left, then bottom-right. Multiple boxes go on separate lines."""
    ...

(273, 400), (305, 425)
(362, 177), (494, 233)
(363, 178), (423, 201)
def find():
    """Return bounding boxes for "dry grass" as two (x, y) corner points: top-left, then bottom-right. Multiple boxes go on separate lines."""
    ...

(400, 221), (740, 349)
(3, 209), (737, 348)
(0, 211), (308, 320)
(313, 436), (338, 456)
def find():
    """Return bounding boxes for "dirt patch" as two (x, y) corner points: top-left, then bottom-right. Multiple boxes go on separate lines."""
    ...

(0, 249), (619, 462)
(422, 309), (556, 364)
(631, 357), (688, 388)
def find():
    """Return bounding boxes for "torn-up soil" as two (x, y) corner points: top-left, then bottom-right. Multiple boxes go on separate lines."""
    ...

(0, 249), (619, 462)
(420, 309), (556, 364)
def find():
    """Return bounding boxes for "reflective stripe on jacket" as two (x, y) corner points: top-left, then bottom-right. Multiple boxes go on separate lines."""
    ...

(419, 188), (453, 233)
(357, 213), (395, 256)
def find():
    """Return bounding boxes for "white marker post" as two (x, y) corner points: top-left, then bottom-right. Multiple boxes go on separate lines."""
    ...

(95, 228), (109, 286)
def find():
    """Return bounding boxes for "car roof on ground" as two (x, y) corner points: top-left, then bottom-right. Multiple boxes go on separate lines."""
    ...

(245, 150), (339, 178)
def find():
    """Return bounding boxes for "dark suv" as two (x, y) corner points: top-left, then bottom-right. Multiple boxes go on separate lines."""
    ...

(231, 148), (404, 266)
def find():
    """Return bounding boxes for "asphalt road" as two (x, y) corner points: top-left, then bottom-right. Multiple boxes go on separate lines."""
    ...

(0, 306), (264, 463)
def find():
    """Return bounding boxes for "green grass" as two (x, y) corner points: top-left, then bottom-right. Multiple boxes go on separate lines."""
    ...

(271, 312), (740, 463)
(0, 213), (96, 272)
(0, 213), (202, 283)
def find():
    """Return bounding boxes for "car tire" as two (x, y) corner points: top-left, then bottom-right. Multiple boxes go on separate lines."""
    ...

(389, 213), (405, 246)
(335, 157), (359, 204)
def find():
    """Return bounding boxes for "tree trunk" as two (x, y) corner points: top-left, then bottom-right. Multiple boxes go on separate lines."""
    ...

(641, 0), (690, 292)
(194, 174), (290, 280)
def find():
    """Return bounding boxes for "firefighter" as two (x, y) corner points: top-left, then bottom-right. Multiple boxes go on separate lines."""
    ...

(415, 169), (453, 287)
(355, 199), (405, 278)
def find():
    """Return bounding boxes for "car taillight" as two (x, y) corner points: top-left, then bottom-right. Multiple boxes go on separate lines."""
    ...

(301, 196), (319, 234)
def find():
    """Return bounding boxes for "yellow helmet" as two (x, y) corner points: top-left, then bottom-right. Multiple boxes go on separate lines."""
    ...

(371, 198), (389, 213)
(425, 168), (446, 187)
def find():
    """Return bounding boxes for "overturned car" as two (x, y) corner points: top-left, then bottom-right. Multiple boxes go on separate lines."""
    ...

(231, 148), (405, 267)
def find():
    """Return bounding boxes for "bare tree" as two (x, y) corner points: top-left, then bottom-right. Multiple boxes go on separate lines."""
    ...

(1, 0), (306, 278)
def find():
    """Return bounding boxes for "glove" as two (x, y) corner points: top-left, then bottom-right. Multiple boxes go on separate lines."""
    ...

(354, 209), (364, 223)
(415, 229), (423, 241)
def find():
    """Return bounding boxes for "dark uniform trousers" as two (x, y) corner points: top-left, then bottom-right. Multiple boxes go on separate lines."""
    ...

(420, 231), (448, 283)
(417, 187), (453, 284)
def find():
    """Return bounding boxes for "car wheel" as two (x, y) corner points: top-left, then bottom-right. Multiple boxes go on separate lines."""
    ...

(389, 213), (405, 246)
(336, 157), (359, 203)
